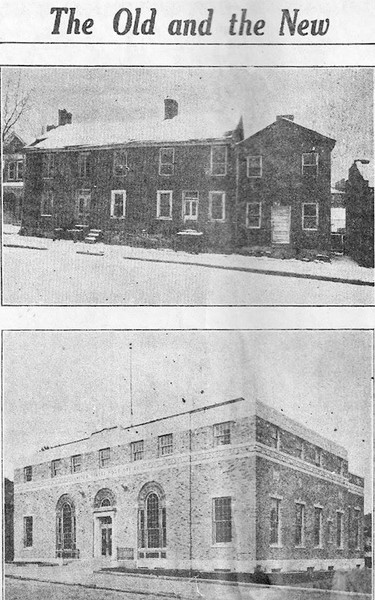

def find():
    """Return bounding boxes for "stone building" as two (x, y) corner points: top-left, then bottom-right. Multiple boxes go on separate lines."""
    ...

(14, 397), (364, 573)
(21, 102), (335, 254)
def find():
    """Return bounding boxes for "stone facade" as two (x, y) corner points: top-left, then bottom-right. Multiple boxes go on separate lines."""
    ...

(14, 397), (364, 573)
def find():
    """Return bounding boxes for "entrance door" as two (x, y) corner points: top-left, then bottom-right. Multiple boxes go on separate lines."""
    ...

(75, 189), (91, 225)
(100, 516), (112, 557)
(271, 205), (291, 244)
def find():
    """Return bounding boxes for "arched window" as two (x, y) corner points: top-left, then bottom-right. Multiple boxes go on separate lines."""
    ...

(138, 483), (166, 549)
(93, 488), (116, 510)
(56, 495), (77, 558)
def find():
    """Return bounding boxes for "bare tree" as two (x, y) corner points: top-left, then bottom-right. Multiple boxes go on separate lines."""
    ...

(2, 72), (33, 142)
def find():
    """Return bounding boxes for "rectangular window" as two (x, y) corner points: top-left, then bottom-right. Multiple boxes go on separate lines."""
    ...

(213, 497), (232, 543)
(113, 150), (128, 177)
(110, 190), (126, 218)
(41, 191), (53, 216)
(327, 520), (333, 544)
(42, 153), (55, 179)
(246, 202), (262, 228)
(314, 447), (322, 467)
(8, 161), (16, 180)
(296, 438), (304, 459)
(302, 152), (318, 176)
(183, 190), (199, 221)
(158, 434), (173, 456)
(353, 509), (360, 549)
(295, 503), (305, 546)
(99, 447), (110, 468)
(157, 191), (173, 220)
(336, 511), (344, 548)
(270, 497), (281, 545)
(247, 155), (262, 178)
(209, 191), (225, 221)
(314, 507), (323, 547)
(78, 153), (90, 178)
(16, 160), (23, 180)
(24, 466), (32, 482)
(213, 422), (231, 446)
(302, 203), (319, 230)
(131, 440), (144, 462)
(270, 425), (280, 449)
(71, 454), (82, 473)
(211, 146), (227, 176)
(23, 516), (33, 547)
(159, 148), (174, 176)
(51, 459), (61, 478)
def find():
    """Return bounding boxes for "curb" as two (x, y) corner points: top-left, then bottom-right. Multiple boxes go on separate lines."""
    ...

(123, 256), (374, 287)
(4, 243), (48, 251)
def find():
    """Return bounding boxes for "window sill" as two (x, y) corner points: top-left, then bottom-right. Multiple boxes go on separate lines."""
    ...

(211, 543), (234, 548)
(295, 545), (306, 549)
(247, 175), (262, 179)
(156, 217), (172, 221)
(110, 216), (125, 220)
(246, 225), (261, 229)
(302, 228), (318, 232)
(269, 544), (283, 549)
(210, 172), (227, 177)
(41, 214), (52, 217)
(158, 173), (174, 177)
(314, 546), (324, 550)
(209, 219), (226, 223)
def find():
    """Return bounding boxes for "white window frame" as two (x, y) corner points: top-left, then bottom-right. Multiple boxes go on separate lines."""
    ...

(113, 149), (128, 177)
(302, 151), (319, 176)
(295, 502), (305, 547)
(270, 496), (282, 547)
(182, 190), (199, 221)
(99, 447), (110, 468)
(247, 155), (262, 178)
(71, 454), (82, 473)
(159, 148), (174, 176)
(209, 191), (226, 222)
(314, 506), (323, 548)
(110, 189), (126, 219)
(336, 510), (344, 549)
(212, 497), (232, 544)
(8, 161), (16, 180)
(246, 202), (262, 229)
(210, 145), (227, 176)
(213, 422), (232, 446)
(131, 440), (144, 462)
(156, 190), (173, 220)
(302, 203), (319, 231)
(41, 191), (53, 217)
(158, 433), (173, 456)
(51, 459), (61, 478)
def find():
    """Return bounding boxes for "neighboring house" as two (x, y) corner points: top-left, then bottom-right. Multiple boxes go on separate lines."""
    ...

(21, 104), (336, 254)
(3, 132), (26, 225)
(4, 478), (14, 562)
(13, 397), (364, 573)
(331, 185), (346, 233)
(345, 160), (374, 268)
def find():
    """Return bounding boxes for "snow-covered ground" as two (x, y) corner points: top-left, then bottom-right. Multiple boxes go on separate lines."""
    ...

(3, 226), (374, 305)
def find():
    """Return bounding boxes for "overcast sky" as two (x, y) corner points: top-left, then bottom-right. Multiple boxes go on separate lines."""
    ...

(3, 67), (373, 184)
(4, 330), (372, 511)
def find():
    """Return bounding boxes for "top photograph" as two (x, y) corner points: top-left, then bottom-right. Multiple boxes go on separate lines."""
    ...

(2, 66), (374, 306)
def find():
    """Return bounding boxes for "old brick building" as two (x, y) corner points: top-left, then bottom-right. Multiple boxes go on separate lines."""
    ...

(14, 397), (364, 573)
(21, 103), (335, 254)
(3, 132), (26, 225)
(345, 159), (374, 268)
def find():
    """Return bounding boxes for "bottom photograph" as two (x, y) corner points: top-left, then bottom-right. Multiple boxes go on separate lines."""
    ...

(3, 330), (372, 599)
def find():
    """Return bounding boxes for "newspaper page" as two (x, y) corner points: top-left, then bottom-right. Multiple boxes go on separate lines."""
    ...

(1, 1), (374, 599)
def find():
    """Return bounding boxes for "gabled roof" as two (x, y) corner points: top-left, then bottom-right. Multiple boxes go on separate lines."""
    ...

(26, 112), (243, 151)
(240, 117), (336, 148)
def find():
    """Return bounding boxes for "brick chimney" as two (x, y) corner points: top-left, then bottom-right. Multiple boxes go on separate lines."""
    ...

(164, 98), (178, 120)
(276, 114), (294, 122)
(58, 109), (72, 126)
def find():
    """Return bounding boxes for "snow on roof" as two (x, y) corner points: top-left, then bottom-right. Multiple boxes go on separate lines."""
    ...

(27, 112), (242, 151)
(241, 117), (336, 146)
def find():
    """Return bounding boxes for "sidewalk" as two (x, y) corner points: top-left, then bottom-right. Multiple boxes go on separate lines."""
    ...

(4, 226), (373, 287)
(5, 563), (372, 600)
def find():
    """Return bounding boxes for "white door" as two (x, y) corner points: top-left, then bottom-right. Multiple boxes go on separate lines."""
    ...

(271, 205), (291, 244)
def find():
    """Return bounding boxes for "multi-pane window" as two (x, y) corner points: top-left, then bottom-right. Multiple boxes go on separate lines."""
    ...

(314, 447), (322, 467)
(71, 454), (82, 473)
(23, 516), (33, 547)
(8, 160), (23, 181)
(99, 447), (110, 468)
(42, 153), (55, 178)
(41, 191), (53, 216)
(327, 520), (333, 544)
(113, 150), (128, 177)
(247, 155), (262, 178)
(270, 425), (280, 449)
(157, 191), (173, 219)
(159, 148), (174, 176)
(296, 438), (304, 459)
(302, 151), (318, 176)
(158, 434), (173, 456)
(302, 203), (319, 230)
(78, 153), (91, 178)
(110, 190), (126, 218)
(213, 422), (231, 446)
(353, 509), (360, 549)
(211, 146), (227, 176)
(336, 511), (343, 548)
(183, 190), (199, 221)
(51, 459), (61, 478)
(24, 466), (32, 482)
(213, 497), (232, 543)
(139, 492), (166, 549)
(246, 202), (262, 228)
(209, 191), (225, 221)
(314, 507), (323, 547)
(295, 503), (305, 546)
(270, 497), (281, 545)
(8, 161), (16, 180)
(131, 440), (144, 462)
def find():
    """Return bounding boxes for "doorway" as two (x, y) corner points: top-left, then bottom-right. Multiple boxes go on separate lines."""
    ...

(75, 189), (91, 225)
(100, 516), (112, 557)
(271, 204), (291, 244)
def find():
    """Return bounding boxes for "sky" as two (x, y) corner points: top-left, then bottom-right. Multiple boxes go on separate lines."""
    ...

(3, 330), (372, 511)
(2, 67), (373, 184)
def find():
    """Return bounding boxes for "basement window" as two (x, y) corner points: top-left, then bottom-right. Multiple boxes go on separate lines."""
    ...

(302, 203), (318, 231)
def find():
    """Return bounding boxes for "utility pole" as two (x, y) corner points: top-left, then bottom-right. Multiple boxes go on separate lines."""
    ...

(129, 342), (133, 424)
